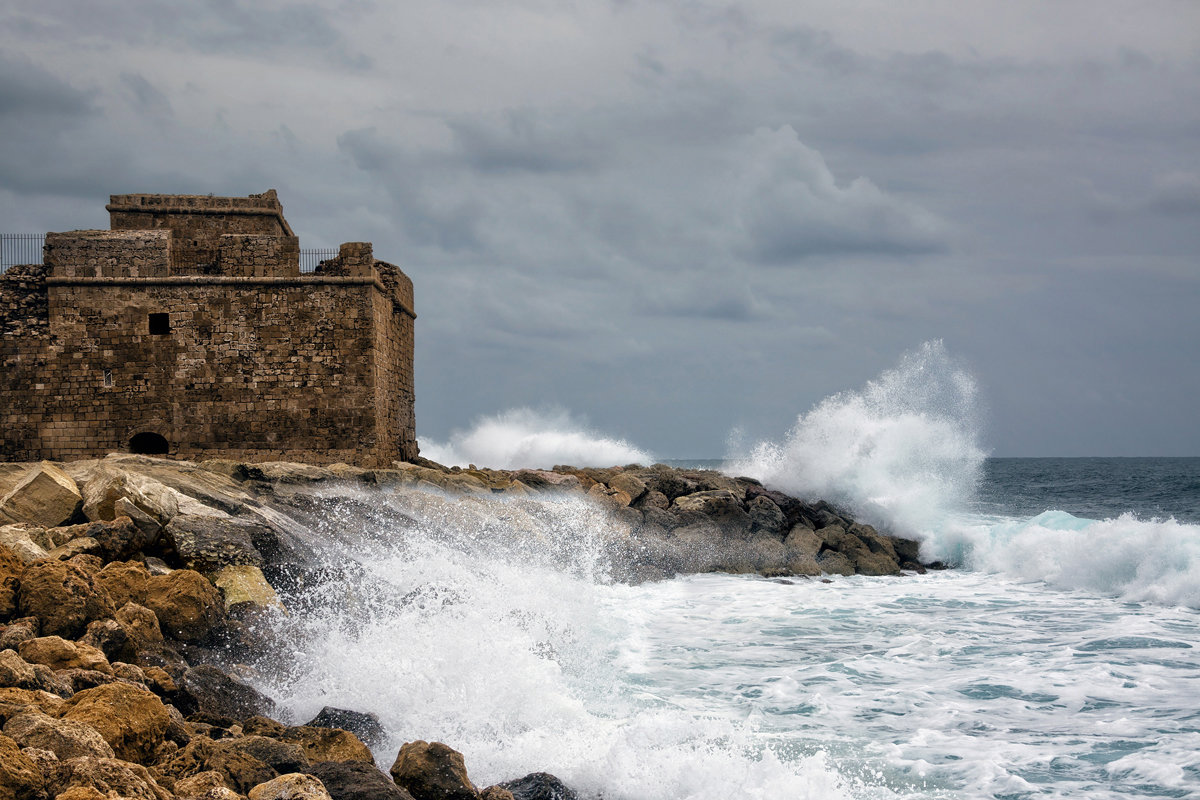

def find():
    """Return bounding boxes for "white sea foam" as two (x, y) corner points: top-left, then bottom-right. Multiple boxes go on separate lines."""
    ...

(420, 407), (653, 469)
(729, 340), (986, 538)
(256, 487), (857, 800)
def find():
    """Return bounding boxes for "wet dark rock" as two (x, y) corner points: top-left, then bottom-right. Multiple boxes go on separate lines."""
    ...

(178, 664), (277, 719)
(304, 707), (386, 751)
(498, 772), (579, 800)
(308, 761), (416, 800)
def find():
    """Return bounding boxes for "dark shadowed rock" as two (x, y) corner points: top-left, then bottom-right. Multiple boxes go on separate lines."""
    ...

(498, 772), (579, 800)
(747, 495), (786, 536)
(304, 707), (385, 750)
(390, 740), (478, 800)
(308, 761), (416, 800)
(179, 664), (276, 719)
(165, 514), (268, 572)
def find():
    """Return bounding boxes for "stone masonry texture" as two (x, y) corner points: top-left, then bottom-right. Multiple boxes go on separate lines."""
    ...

(0, 191), (417, 467)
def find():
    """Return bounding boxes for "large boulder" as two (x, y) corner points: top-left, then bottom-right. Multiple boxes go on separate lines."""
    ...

(144, 570), (226, 643)
(248, 773), (333, 800)
(224, 736), (310, 774)
(0, 732), (44, 800)
(390, 740), (478, 800)
(16, 559), (116, 639)
(178, 664), (276, 720)
(56, 682), (171, 763)
(0, 463), (82, 528)
(3, 709), (115, 760)
(307, 761), (415, 800)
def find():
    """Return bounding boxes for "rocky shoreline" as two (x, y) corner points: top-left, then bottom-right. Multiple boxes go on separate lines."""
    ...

(1, 454), (936, 800)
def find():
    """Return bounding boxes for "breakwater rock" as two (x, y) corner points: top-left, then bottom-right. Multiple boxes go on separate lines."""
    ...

(0, 453), (934, 799)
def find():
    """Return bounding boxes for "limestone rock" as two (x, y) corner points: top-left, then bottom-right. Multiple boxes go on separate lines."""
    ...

(78, 618), (135, 663)
(303, 707), (385, 751)
(57, 682), (171, 763)
(607, 472), (647, 503)
(173, 770), (230, 799)
(48, 517), (148, 562)
(161, 735), (278, 795)
(479, 788), (515, 800)
(3, 709), (115, 760)
(389, 740), (478, 800)
(248, 773), (333, 800)
(0, 732), (44, 800)
(816, 551), (855, 576)
(116, 602), (165, 650)
(0, 619), (38, 654)
(0, 525), (49, 564)
(18, 636), (112, 674)
(672, 490), (750, 532)
(280, 726), (373, 765)
(783, 526), (822, 559)
(0, 649), (38, 689)
(748, 496), (786, 536)
(0, 463), (82, 528)
(179, 665), (276, 720)
(0, 687), (66, 726)
(56, 755), (172, 800)
(224, 736), (309, 774)
(307, 761), (416, 800)
(498, 772), (579, 800)
(16, 560), (115, 639)
(144, 570), (226, 643)
(213, 565), (284, 613)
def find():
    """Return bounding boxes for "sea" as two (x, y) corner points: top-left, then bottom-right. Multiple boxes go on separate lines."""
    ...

(251, 344), (1200, 800)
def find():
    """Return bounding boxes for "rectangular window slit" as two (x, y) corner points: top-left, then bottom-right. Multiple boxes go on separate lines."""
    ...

(103, 369), (113, 388)
(149, 312), (170, 335)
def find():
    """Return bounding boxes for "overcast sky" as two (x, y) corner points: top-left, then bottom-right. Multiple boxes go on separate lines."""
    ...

(2, 0), (1197, 458)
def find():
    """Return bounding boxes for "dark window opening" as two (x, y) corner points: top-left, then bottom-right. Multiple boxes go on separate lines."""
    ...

(103, 369), (113, 388)
(148, 313), (170, 335)
(129, 432), (169, 455)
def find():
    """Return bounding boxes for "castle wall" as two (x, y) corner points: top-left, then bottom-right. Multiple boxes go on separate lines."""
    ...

(1, 191), (417, 467)
(1, 274), (415, 467)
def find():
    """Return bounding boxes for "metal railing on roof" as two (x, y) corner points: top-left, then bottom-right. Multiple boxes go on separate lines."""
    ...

(299, 248), (339, 274)
(0, 234), (45, 275)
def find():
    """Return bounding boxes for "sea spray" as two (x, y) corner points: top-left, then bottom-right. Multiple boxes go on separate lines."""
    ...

(420, 407), (654, 469)
(253, 484), (858, 800)
(729, 340), (986, 540)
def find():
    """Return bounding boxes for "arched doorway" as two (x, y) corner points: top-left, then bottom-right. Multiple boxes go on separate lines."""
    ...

(129, 432), (169, 455)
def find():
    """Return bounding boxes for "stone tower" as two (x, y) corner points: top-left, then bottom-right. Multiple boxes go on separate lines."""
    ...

(0, 191), (417, 467)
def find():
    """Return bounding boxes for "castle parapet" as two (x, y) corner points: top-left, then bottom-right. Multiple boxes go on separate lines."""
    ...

(44, 230), (171, 278)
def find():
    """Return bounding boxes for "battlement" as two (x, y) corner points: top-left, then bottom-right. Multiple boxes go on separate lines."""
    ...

(1, 191), (417, 466)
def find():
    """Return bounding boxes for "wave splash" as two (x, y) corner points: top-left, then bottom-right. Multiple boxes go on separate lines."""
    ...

(420, 408), (653, 470)
(256, 487), (857, 800)
(730, 340), (986, 538)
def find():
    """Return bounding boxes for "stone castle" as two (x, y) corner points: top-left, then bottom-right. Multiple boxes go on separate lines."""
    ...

(0, 191), (417, 467)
